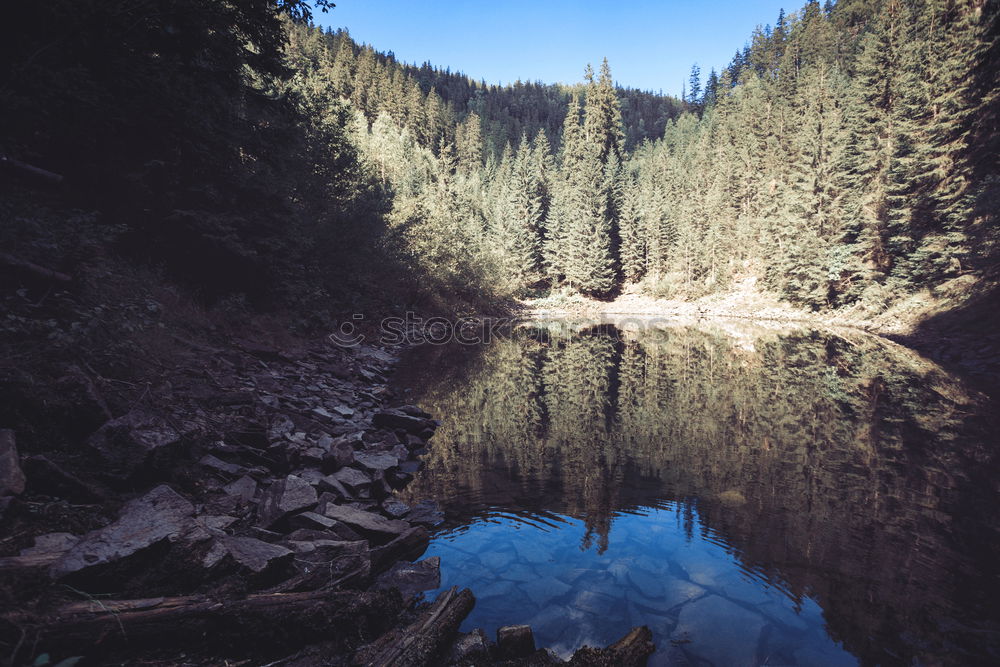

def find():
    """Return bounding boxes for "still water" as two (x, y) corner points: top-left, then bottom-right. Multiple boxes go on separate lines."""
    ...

(393, 319), (1000, 665)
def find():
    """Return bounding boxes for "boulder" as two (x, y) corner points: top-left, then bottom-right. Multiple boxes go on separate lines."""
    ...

(203, 535), (293, 576)
(407, 500), (445, 527)
(0, 429), (26, 496)
(353, 452), (398, 474)
(332, 467), (373, 497)
(372, 409), (433, 435)
(257, 475), (318, 528)
(320, 504), (410, 542)
(497, 625), (535, 659)
(50, 485), (210, 581)
(397, 405), (432, 420)
(86, 410), (185, 478)
(222, 475), (258, 504)
(448, 629), (492, 664)
(382, 498), (410, 519)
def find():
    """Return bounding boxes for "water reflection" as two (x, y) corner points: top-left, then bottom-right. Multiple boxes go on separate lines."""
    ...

(394, 319), (1000, 665)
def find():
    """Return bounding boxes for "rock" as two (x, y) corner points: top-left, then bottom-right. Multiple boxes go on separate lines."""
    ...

(372, 409), (433, 435)
(289, 511), (339, 531)
(404, 434), (426, 450)
(50, 485), (210, 580)
(397, 405), (431, 419)
(497, 625), (535, 659)
(297, 469), (325, 486)
(353, 452), (398, 473)
(0, 429), (27, 496)
(202, 515), (237, 531)
(626, 568), (666, 599)
(406, 500), (444, 527)
(321, 504), (410, 542)
(318, 474), (351, 498)
(670, 594), (765, 667)
(203, 535), (293, 575)
(448, 628), (492, 663)
(287, 524), (364, 543)
(332, 405), (354, 417)
(20, 532), (80, 557)
(222, 475), (258, 504)
(268, 414), (295, 441)
(199, 454), (245, 477)
(21, 455), (105, 502)
(382, 498), (410, 519)
(257, 475), (318, 528)
(332, 467), (373, 497)
(324, 440), (355, 470)
(374, 556), (440, 598)
(521, 577), (572, 607)
(300, 447), (326, 465)
(86, 410), (185, 478)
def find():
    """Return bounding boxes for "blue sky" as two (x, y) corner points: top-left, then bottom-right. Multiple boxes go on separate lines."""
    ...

(315, 0), (792, 96)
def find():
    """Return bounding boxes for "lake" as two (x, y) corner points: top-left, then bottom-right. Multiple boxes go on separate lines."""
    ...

(393, 318), (1000, 665)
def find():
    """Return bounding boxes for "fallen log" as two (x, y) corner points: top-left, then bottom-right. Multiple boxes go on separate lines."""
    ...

(0, 251), (72, 284)
(567, 626), (655, 666)
(352, 586), (475, 667)
(2, 587), (402, 662)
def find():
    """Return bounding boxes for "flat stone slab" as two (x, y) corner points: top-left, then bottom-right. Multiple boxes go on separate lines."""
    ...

(321, 504), (410, 541)
(51, 485), (208, 579)
(353, 452), (398, 472)
(257, 475), (318, 528)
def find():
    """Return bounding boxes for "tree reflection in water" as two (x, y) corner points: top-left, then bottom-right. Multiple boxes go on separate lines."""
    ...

(395, 319), (1000, 665)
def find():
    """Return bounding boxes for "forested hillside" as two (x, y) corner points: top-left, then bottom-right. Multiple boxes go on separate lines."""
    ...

(2, 0), (998, 318)
(290, 0), (999, 312)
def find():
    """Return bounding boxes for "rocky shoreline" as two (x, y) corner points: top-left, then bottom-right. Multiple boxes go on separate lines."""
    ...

(0, 333), (653, 666)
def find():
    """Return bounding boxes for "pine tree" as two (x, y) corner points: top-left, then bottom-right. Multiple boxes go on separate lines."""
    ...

(686, 64), (702, 109)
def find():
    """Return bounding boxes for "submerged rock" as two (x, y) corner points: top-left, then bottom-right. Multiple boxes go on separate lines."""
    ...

(374, 556), (441, 599)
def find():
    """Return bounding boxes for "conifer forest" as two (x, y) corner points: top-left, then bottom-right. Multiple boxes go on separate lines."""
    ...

(2, 1), (1000, 665)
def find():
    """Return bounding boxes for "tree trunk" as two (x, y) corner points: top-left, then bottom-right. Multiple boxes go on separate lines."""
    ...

(352, 586), (475, 667)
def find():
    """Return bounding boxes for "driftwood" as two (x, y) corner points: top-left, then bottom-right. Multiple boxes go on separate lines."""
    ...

(0, 251), (72, 284)
(352, 586), (475, 667)
(0, 551), (65, 572)
(566, 626), (655, 666)
(3, 587), (401, 660)
(370, 526), (430, 573)
(0, 155), (64, 184)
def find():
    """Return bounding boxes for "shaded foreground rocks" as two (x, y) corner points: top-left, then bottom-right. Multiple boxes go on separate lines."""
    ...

(0, 338), (660, 665)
